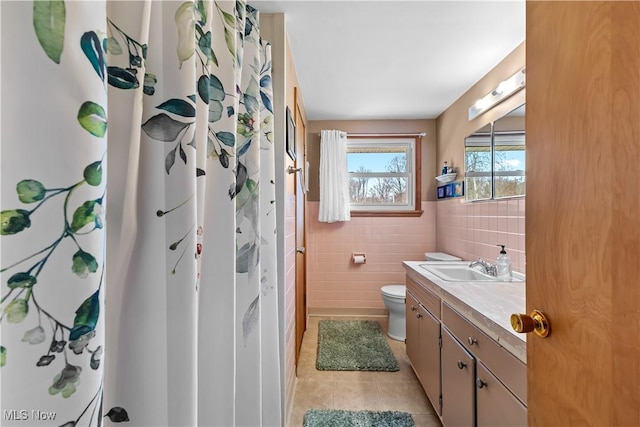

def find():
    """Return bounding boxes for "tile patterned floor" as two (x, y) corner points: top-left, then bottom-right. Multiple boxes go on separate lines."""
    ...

(288, 316), (443, 427)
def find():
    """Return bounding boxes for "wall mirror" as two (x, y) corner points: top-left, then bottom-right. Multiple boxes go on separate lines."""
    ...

(464, 104), (525, 201)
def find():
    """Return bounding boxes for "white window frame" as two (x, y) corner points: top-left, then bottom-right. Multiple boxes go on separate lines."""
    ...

(347, 137), (416, 212)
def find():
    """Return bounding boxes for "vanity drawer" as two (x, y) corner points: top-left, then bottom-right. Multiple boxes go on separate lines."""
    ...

(443, 303), (526, 404)
(406, 276), (441, 319)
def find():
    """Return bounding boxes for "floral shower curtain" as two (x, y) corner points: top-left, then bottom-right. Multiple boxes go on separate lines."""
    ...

(0, 1), (280, 426)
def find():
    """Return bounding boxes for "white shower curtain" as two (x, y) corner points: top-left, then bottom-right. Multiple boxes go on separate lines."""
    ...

(0, 1), (281, 426)
(318, 130), (351, 223)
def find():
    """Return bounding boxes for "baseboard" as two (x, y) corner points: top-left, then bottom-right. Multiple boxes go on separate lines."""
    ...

(308, 307), (389, 317)
(285, 375), (297, 427)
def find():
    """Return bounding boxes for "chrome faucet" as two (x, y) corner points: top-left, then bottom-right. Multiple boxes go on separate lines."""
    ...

(469, 258), (497, 276)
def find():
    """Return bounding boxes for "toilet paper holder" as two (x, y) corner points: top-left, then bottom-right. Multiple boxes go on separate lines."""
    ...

(352, 253), (366, 264)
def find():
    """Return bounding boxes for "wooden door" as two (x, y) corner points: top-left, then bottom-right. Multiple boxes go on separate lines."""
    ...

(294, 89), (307, 365)
(526, 2), (640, 425)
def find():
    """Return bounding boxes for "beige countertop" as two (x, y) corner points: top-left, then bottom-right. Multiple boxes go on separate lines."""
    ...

(403, 260), (527, 363)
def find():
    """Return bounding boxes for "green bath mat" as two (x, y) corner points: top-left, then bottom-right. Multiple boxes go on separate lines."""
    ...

(316, 320), (399, 371)
(303, 409), (414, 427)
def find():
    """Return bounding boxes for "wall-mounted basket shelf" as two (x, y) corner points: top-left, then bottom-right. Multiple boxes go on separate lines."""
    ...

(436, 172), (457, 184)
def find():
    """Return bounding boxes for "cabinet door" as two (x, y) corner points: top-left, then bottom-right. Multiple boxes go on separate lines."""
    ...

(441, 327), (475, 427)
(418, 303), (442, 416)
(406, 291), (421, 377)
(476, 362), (527, 427)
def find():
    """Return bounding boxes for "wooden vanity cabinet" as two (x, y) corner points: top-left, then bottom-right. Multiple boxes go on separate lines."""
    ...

(441, 328), (475, 427)
(405, 272), (527, 427)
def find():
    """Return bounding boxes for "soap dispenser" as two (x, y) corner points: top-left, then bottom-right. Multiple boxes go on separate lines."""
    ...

(496, 245), (512, 281)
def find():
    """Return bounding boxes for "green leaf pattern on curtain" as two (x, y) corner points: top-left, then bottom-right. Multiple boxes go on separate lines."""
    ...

(33, 0), (66, 64)
(105, 18), (156, 95)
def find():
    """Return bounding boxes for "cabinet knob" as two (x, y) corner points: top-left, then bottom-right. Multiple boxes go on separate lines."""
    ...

(476, 378), (487, 389)
(410, 306), (417, 312)
(416, 313), (423, 319)
(467, 337), (477, 346)
(457, 360), (467, 370)
(510, 310), (551, 338)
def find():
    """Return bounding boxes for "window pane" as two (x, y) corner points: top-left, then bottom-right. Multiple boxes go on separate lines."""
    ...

(465, 149), (492, 173)
(465, 176), (492, 200)
(349, 176), (408, 205)
(347, 147), (407, 173)
(495, 176), (525, 198)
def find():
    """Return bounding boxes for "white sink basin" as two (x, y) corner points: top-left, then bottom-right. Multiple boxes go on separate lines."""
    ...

(419, 264), (523, 282)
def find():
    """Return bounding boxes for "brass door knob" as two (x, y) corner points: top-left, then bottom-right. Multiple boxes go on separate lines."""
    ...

(510, 310), (551, 338)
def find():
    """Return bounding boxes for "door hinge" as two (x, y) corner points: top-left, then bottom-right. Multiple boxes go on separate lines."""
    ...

(439, 395), (443, 412)
(439, 336), (442, 348)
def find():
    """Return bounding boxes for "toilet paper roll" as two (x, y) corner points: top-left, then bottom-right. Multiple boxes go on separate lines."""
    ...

(353, 255), (366, 264)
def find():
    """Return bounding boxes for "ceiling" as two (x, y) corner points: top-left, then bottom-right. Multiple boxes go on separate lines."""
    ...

(250, 1), (525, 121)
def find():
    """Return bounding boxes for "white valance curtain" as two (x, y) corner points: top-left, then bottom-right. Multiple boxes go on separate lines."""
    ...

(0, 1), (281, 426)
(319, 130), (351, 223)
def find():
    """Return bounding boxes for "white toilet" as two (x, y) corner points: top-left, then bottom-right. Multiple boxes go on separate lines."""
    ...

(381, 252), (461, 341)
(381, 285), (406, 341)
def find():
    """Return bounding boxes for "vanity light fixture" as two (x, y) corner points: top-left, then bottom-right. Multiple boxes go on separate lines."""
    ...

(468, 67), (526, 121)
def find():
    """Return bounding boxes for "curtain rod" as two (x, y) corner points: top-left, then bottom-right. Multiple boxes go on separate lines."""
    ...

(317, 132), (426, 137)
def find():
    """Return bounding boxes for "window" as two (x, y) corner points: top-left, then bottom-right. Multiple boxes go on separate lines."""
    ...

(346, 136), (421, 214)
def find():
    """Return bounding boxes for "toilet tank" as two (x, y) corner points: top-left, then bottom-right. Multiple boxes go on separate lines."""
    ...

(425, 252), (462, 262)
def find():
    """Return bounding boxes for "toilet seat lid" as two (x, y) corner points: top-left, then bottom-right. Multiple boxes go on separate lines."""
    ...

(381, 285), (406, 298)
(425, 252), (461, 261)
